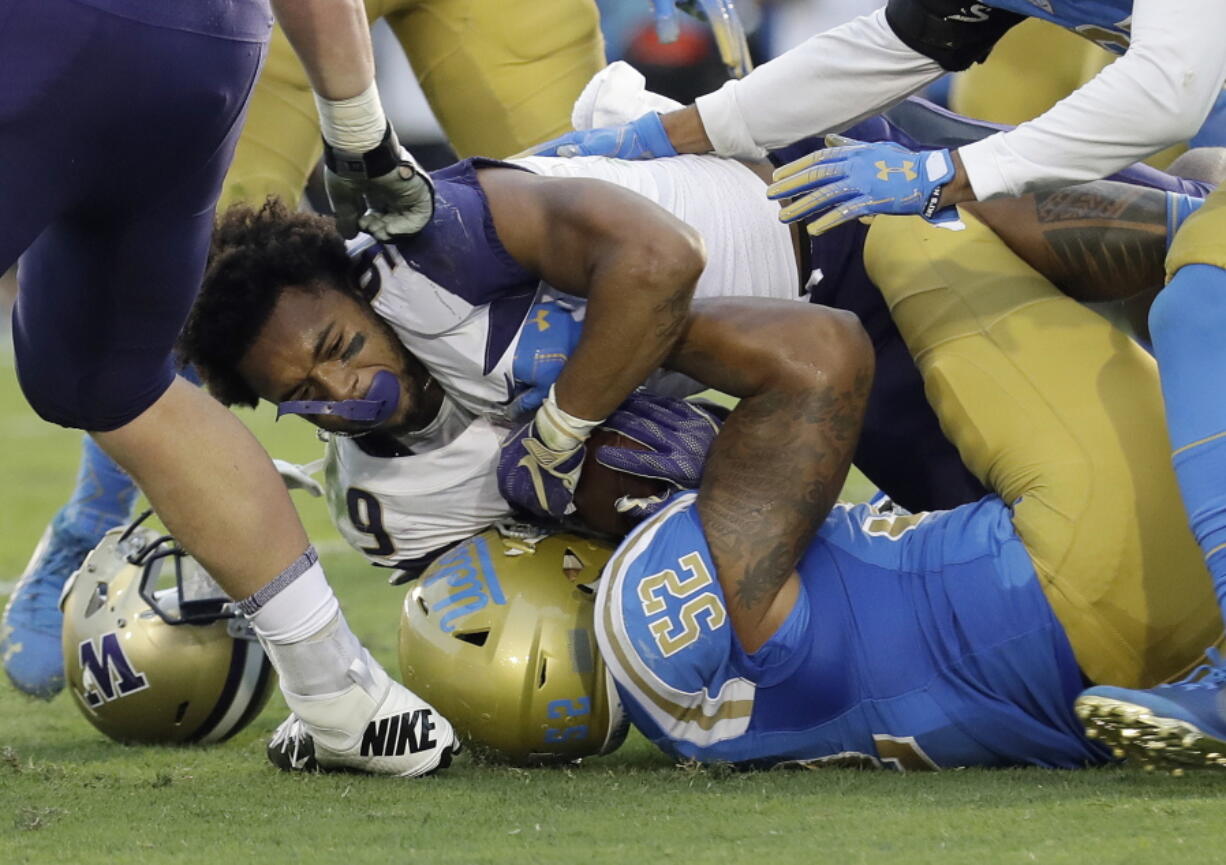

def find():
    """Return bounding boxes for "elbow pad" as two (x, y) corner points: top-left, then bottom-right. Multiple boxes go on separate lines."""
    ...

(885, 0), (1025, 72)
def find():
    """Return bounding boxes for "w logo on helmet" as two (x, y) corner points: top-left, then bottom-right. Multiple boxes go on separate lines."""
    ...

(78, 632), (149, 708)
(875, 160), (918, 182)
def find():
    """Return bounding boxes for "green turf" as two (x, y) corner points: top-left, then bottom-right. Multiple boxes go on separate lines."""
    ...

(3, 344), (1225, 865)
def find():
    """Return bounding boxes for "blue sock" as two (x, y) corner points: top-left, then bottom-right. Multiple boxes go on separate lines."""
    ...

(55, 435), (139, 544)
(1150, 264), (1226, 625)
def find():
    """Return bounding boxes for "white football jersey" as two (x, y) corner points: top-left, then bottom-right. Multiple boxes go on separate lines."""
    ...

(328, 153), (802, 568)
(324, 414), (514, 568)
(509, 153), (798, 306)
(355, 153), (798, 426)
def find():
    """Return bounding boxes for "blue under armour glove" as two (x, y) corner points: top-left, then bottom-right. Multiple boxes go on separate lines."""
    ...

(497, 420), (586, 521)
(768, 135), (956, 237)
(504, 301), (584, 420)
(596, 391), (722, 522)
(530, 112), (678, 160)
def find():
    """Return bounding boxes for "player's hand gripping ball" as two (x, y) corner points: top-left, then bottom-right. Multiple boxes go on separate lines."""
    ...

(497, 419), (587, 522)
(574, 391), (722, 535)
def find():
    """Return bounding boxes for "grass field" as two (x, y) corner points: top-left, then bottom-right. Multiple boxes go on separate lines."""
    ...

(3, 338), (1226, 865)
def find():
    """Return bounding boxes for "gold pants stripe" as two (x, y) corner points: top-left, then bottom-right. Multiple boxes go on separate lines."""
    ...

(863, 213), (1221, 687)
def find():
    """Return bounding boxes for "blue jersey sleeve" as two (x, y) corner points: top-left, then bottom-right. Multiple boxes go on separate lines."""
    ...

(729, 588), (811, 688)
(375, 157), (540, 308)
(595, 493), (810, 752)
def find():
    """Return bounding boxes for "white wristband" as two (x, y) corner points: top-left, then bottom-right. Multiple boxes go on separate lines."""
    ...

(315, 81), (387, 153)
(536, 385), (603, 452)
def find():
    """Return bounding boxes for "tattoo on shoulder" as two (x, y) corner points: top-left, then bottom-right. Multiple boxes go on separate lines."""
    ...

(1034, 186), (1161, 226)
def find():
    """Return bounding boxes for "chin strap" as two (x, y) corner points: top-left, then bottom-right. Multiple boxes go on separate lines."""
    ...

(277, 370), (401, 425)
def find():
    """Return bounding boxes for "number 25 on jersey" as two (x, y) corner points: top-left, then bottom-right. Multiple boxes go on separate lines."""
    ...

(637, 552), (727, 657)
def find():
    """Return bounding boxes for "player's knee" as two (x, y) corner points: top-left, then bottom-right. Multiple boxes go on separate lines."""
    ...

(1149, 264), (1226, 344)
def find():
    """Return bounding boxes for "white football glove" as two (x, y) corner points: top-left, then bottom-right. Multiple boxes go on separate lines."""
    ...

(323, 124), (435, 240)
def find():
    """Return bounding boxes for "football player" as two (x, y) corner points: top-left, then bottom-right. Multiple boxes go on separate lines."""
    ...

(177, 94), (1215, 578)
(1, 1), (758, 699)
(530, 0), (1226, 748)
(0, 0), (470, 778)
(2, 0), (606, 698)
(405, 198), (1226, 768)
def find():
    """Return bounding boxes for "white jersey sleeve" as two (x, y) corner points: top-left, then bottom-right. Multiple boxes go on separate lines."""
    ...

(695, 0), (1226, 199)
(694, 9), (943, 159)
(960, 0), (1226, 198)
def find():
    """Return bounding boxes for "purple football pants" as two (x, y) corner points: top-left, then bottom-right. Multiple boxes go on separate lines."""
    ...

(0, 0), (267, 430)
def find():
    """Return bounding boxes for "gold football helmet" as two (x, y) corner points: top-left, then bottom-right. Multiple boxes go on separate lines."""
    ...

(399, 526), (627, 762)
(60, 515), (276, 744)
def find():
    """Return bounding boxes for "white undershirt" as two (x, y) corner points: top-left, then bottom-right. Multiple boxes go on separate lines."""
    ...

(696, 1), (1226, 199)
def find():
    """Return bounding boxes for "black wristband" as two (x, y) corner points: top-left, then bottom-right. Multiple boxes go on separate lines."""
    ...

(922, 185), (945, 219)
(323, 123), (403, 179)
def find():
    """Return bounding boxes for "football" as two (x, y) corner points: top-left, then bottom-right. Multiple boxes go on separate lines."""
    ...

(573, 427), (668, 537)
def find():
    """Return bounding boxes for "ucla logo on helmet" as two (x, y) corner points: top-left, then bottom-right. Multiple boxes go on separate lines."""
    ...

(422, 536), (507, 632)
(77, 632), (150, 707)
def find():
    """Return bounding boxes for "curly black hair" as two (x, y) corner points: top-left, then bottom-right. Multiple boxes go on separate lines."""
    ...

(179, 198), (359, 408)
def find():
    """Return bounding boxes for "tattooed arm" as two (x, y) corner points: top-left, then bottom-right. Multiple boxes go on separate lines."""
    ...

(962, 182), (1170, 303)
(478, 166), (704, 422)
(664, 298), (874, 653)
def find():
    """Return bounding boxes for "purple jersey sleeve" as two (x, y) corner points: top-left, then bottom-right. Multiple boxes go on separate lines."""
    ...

(371, 157), (541, 308)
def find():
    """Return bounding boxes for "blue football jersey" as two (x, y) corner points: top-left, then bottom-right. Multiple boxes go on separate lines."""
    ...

(595, 493), (1108, 769)
(985, 0), (1134, 54)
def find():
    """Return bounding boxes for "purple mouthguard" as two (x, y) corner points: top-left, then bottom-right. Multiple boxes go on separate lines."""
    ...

(277, 369), (401, 425)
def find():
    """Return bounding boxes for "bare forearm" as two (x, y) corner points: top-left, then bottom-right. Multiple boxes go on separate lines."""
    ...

(690, 9), (941, 158)
(554, 248), (700, 421)
(965, 181), (1169, 301)
(478, 169), (705, 422)
(667, 300), (873, 649)
(270, 0), (373, 100)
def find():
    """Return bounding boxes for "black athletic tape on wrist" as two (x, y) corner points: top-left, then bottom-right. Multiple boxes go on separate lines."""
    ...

(323, 124), (403, 179)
